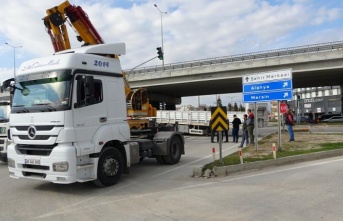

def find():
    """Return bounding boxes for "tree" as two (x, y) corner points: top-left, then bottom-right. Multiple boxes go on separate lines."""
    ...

(239, 104), (244, 111)
(216, 96), (222, 106)
(228, 103), (232, 111)
(233, 102), (238, 111)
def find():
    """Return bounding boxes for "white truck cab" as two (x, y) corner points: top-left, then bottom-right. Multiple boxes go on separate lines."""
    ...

(0, 99), (10, 162)
(7, 43), (184, 187)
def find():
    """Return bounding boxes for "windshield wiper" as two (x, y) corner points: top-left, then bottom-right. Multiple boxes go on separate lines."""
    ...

(32, 103), (56, 111)
(12, 105), (29, 113)
(0, 117), (8, 123)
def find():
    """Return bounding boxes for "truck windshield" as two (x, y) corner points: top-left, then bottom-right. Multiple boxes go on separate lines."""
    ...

(12, 70), (72, 113)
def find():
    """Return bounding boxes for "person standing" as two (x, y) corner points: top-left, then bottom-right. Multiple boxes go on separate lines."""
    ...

(223, 118), (229, 142)
(210, 119), (217, 143)
(247, 109), (255, 145)
(308, 111), (313, 121)
(284, 109), (295, 141)
(308, 111), (314, 123)
(231, 114), (241, 143)
(239, 114), (249, 148)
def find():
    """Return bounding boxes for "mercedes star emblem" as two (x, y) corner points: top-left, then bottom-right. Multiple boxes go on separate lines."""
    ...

(28, 126), (37, 139)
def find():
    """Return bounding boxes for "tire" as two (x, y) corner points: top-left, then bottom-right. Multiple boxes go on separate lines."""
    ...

(93, 147), (123, 187)
(163, 136), (183, 165)
(155, 155), (166, 164)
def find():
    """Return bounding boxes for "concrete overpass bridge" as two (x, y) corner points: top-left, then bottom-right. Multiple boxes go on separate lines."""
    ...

(126, 41), (343, 109)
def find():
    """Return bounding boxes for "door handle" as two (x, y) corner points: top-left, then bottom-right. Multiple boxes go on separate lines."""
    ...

(100, 117), (107, 123)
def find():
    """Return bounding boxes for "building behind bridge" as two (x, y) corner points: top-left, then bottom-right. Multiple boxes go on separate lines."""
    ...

(271, 86), (342, 120)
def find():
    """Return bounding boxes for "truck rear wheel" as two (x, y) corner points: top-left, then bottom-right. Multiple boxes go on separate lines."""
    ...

(163, 136), (182, 164)
(93, 147), (123, 187)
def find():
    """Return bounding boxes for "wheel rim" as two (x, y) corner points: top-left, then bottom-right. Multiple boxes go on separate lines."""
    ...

(103, 156), (119, 177)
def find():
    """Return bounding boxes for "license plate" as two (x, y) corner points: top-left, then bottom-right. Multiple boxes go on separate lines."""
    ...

(25, 159), (40, 165)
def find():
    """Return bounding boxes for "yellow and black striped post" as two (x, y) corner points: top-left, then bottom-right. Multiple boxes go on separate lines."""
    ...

(211, 106), (228, 163)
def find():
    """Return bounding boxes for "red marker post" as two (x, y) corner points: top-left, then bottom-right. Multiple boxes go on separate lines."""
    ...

(239, 150), (243, 164)
(212, 147), (216, 161)
(272, 143), (277, 159)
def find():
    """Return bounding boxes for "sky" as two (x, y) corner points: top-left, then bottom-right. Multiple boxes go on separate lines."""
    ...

(1, 0), (343, 107)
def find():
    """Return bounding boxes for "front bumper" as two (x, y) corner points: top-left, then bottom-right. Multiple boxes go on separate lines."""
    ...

(8, 143), (78, 184)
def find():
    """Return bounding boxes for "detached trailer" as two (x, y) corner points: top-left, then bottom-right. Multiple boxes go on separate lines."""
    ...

(156, 106), (269, 135)
(156, 110), (246, 135)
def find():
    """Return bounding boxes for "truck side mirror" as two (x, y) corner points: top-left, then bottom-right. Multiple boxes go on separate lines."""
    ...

(74, 75), (95, 108)
(1, 78), (15, 93)
(85, 76), (94, 101)
(74, 75), (84, 108)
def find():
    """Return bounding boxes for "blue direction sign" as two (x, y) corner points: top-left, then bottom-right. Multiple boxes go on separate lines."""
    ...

(242, 69), (293, 103)
(243, 80), (292, 93)
(244, 90), (293, 102)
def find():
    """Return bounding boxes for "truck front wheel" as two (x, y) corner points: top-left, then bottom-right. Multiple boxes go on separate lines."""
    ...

(93, 147), (123, 187)
(163, 136), (183, 164)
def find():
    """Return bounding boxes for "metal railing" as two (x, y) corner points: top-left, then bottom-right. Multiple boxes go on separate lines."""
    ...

(125, 41), (343, 75)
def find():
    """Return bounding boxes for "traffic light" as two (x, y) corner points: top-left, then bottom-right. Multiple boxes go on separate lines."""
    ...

(297, 95), (300, 101)
(156, 47), (163, 60)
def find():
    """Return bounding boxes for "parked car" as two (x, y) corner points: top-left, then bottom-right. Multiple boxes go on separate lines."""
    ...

(322, 116), (343, 123)
(316, 114), (341, 123)
(294, 116), (308, 122)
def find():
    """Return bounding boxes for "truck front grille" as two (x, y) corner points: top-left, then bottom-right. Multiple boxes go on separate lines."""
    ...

(15, 126), (56, 131)
(17, 135), (52, 140)
(12, 125), (63, 141)
(17, 144), (57, 156)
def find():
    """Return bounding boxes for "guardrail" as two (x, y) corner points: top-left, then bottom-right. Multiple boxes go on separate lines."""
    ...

(125, 41), (343, 75)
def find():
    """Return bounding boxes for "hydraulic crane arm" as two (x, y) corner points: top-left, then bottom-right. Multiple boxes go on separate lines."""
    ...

(43, 1), (71, 52)
(43, 1), (157, 129)
(43, 0), (104, 52)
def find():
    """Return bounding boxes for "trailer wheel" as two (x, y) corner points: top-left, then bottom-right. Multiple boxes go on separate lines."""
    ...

(93, 147), (123, 187)
(163, 136), (183, 164)
(155, 155), (166, 164)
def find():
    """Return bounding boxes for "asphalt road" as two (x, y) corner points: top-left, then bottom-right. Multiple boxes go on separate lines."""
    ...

(0, 126), (342, 221)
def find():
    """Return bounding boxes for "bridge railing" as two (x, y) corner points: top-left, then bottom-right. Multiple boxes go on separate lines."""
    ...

(126, 41), (343, 75)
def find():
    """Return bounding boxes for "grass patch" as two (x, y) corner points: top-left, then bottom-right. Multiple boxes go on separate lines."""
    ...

(203, 136), (343, 171)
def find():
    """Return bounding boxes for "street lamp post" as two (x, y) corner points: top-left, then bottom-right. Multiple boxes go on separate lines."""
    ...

(154, 4), (167, 68)
(5, 42), (23, 79)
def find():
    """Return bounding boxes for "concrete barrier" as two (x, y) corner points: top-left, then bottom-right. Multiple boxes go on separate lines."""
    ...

(195, 149), (343, 177)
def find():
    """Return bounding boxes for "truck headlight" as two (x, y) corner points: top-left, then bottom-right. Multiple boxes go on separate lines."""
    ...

(0, 127), (6, 134)
(8, 158), (15, 168)
(53, 162), (69, 172)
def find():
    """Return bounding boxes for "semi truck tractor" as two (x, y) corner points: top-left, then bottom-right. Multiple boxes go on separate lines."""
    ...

(7, 43), (184, 187)
(0, 99), (10, 162)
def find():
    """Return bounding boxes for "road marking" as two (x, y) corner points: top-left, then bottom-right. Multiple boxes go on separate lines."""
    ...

(35, 157), (343, 219)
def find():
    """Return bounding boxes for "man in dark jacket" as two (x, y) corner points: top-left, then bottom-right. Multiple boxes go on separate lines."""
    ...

(232, 114), (242, 142)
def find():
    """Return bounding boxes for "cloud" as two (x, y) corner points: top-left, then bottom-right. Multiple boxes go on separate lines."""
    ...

(0, 0), (342, 104)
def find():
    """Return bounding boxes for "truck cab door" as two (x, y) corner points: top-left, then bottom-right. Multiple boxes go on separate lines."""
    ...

(73, 74), (107, 155)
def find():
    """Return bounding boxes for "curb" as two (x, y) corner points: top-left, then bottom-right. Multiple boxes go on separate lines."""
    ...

(193, 149), (343, 177)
